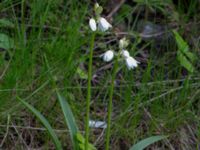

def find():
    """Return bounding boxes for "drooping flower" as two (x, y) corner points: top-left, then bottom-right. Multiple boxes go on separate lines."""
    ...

(102, 50), (114, 62)
(98, 17), (112, 32)
(89, 18), (97, 31)
(125, 56), (139, 70)
(89, 3), (112, 32)
(121, 50), (130, 58)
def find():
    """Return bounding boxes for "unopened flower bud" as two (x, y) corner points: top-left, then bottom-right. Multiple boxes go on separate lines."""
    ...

(102, 50), (114, 62)
(119, 38), (129, 49)
(89, 18), (97, 31)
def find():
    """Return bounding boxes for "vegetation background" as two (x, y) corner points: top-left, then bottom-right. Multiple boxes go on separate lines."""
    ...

(0, 0), (200, 149)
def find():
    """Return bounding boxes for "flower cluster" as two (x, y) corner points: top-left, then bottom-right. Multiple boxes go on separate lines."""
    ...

(119, 38), (140, 70)
(89, 3), (112, 32)
(89, 3), (139, 70)
(102, 38), (140, 70)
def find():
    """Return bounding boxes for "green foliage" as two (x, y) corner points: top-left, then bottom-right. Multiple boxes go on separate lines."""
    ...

(0, 18), (14, 28)
(134, 0), (173, 13)
(116, 4), (133, 21)
(0, 0), (199, 149)
(18, 92), (97, 150)
(56, 91), (79, 149)
(173, 30), (196, 73)
(76, 133), (96, 150)
(76, 67), (88, 79)
(17, 97), (63, 150)
(130, 135), (168, 150)
(0, 33), (14, 50)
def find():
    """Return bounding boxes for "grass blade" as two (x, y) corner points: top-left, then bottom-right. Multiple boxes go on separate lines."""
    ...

(56, 91), (79, 149)
(130, 135), (167, 150)
(17, 97), (62, 150)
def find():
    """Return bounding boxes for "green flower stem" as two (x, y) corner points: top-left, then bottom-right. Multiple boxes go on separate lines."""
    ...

(105, 56), (118, 150)
(85, 32), (96, 150)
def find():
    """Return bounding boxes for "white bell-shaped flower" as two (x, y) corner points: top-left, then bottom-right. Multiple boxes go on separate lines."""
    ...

(125, 56), (139, 70)
(89, 18), (97, 31)
(121, 50), (130, 58)
(98, 17), (112, 32)
(102, 50), (114, 62)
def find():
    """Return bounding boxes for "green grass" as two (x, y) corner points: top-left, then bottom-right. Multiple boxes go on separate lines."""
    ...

(0, 0), (200, 149)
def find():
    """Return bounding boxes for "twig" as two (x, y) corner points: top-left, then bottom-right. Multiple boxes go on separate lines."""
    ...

(0, 115), (10, 147)
(11, 122), (29, 149)
(0, 124), (69, 133)
(94, 128), (106, 145)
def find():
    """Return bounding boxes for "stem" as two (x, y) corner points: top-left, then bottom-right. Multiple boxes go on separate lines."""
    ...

(105, 57), (118, 150)
(85, 32), (95, 150)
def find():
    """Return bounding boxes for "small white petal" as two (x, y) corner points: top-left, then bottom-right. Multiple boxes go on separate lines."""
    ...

(89, 120), (107, 129)
(89, 18), (97, 31)
(98, 17), (112, 32)
(125, 56), (139, 70)
(121, 50), (130, 58)
(102, 50), (114, 62)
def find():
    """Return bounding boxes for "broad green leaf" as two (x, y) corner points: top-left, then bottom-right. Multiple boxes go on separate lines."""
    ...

(0, 19), (14, 28)
(17, 97), (63, 150)
(173, 30), (196, 62)
(56, 93), (96, 150)
(173, 30), (196, 73)
(130, 135), (167, 150)
(177, 51), (194, 73)
(56, 92), (79, 149)
(0, 33), (14, 50)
